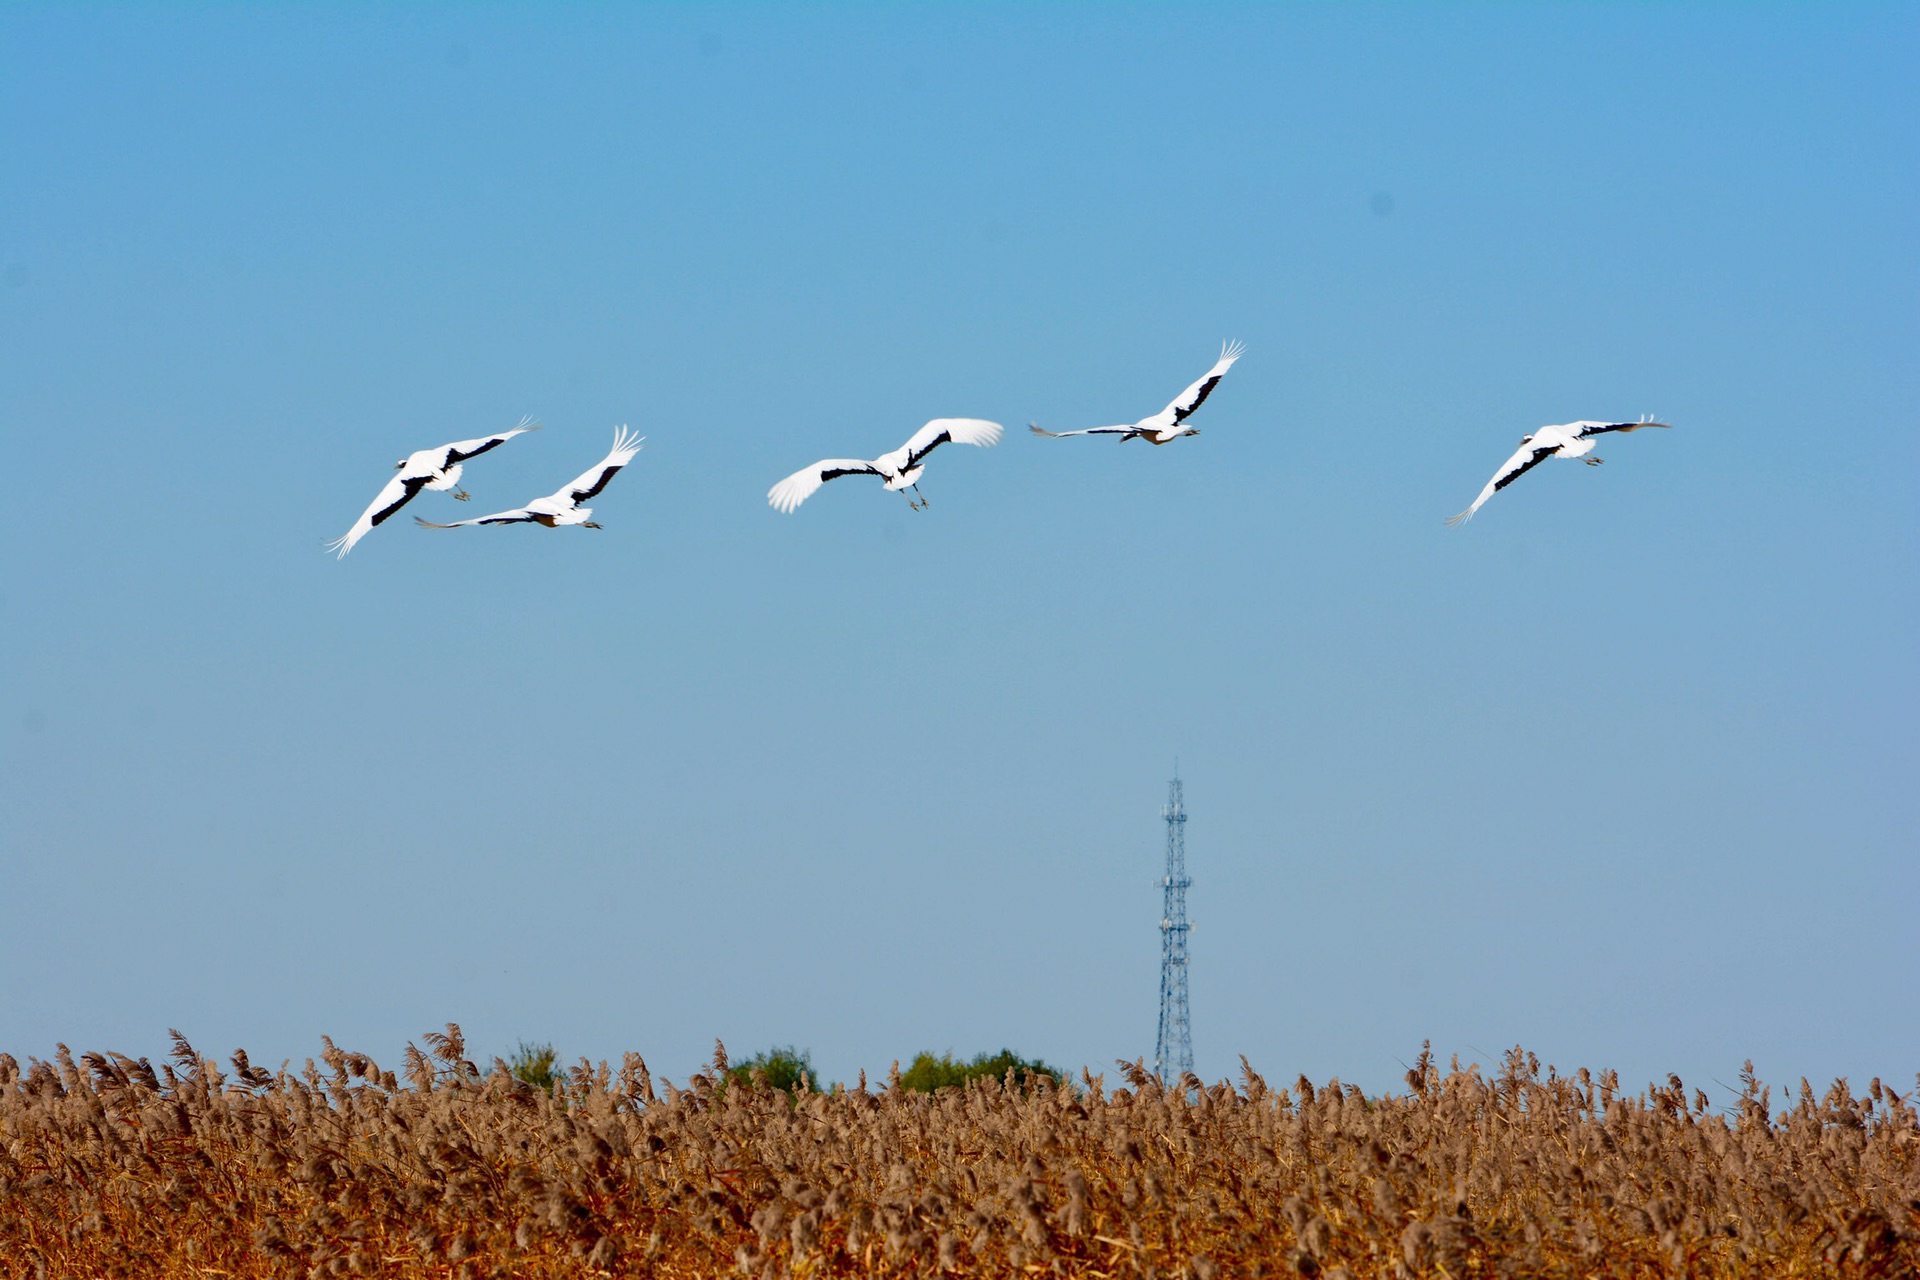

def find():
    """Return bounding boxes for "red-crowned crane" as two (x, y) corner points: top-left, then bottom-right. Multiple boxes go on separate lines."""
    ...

(417, 426), (643, 531)
(326, 418), (539, 557)
(1029, 341), (1244, 445)
(769, 418), (1003, 513)
(1447, 416), (1671, 526)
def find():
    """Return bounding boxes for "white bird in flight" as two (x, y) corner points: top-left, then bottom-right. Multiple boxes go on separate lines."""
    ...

(417, 426), (644, 531)
(327, 418), (540, 558)
(1447, 417), (1671, 526)
(1029, 341), (1245, 445)
(768, 418), (1004, 513)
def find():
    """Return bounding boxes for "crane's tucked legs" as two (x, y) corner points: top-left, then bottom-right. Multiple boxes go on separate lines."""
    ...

(1583, 457), (1605, 466)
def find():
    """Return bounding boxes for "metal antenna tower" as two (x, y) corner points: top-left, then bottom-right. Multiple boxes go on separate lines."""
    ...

(1154, 773), (1193, 1086)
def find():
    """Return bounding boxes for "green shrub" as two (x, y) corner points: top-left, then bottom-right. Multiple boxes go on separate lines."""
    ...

(726, 1044), (820, 1093)
(507, 1041), (561, 1093)
(899, 1048), (1060, 1093)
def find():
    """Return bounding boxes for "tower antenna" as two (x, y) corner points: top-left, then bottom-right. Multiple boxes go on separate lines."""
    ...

(1154, 772), (1193, 1087)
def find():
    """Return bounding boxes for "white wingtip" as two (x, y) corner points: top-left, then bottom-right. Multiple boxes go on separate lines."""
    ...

(1219, 339), (1246, 365)
(323, 533), (354, 559)
(512, 415), (544, 434)
(609, 424), (645, 459)
(1444, 508), (1474, 528)
(766, 471), (809, 514)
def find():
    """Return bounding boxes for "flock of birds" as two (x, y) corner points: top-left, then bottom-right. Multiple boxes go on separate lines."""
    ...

(327, 342), (1671, 557)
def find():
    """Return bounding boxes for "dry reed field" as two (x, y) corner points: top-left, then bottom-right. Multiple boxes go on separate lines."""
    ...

(3, 1026), (1915, 1279)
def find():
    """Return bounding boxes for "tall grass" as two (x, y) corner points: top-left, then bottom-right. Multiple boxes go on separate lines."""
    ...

(1, 1028), (1913, 1277)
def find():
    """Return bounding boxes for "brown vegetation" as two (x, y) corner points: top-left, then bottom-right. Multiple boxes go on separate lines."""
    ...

(2, 1027), (1915, 1278)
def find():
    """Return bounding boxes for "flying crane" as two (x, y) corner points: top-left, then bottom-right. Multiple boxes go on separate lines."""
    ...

(1030, 341), (1244, 445)
(417, 426), (644, 531)
(768, 418), (1004, 513)
(1447, 417), (1671, 526)
(326, 418), (540, 558)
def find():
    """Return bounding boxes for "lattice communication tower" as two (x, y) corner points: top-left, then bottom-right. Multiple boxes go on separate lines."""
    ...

(1154, 774), (1193, 1086)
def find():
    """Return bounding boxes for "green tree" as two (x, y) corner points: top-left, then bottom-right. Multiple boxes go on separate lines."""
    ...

(726, 1044), (820, 1093)
(899, 1048), (1060, 1093)
(507, 1041), (561, 1093)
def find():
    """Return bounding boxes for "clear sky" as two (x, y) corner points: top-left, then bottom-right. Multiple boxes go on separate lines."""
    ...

(3, 4), (1914, 1101)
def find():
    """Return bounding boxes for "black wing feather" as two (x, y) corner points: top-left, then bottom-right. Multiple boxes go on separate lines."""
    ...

(567, 464), (626, 503)
(1494, 447), (1559, 493)
(446, 435), (513, 464)
(1172, 375), (1225, 424)
(906, 431), (953, 469)
(370, 475), (434, 527)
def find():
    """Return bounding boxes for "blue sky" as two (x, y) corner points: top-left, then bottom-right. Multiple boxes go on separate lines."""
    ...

(3, 3), (1914, 1100)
